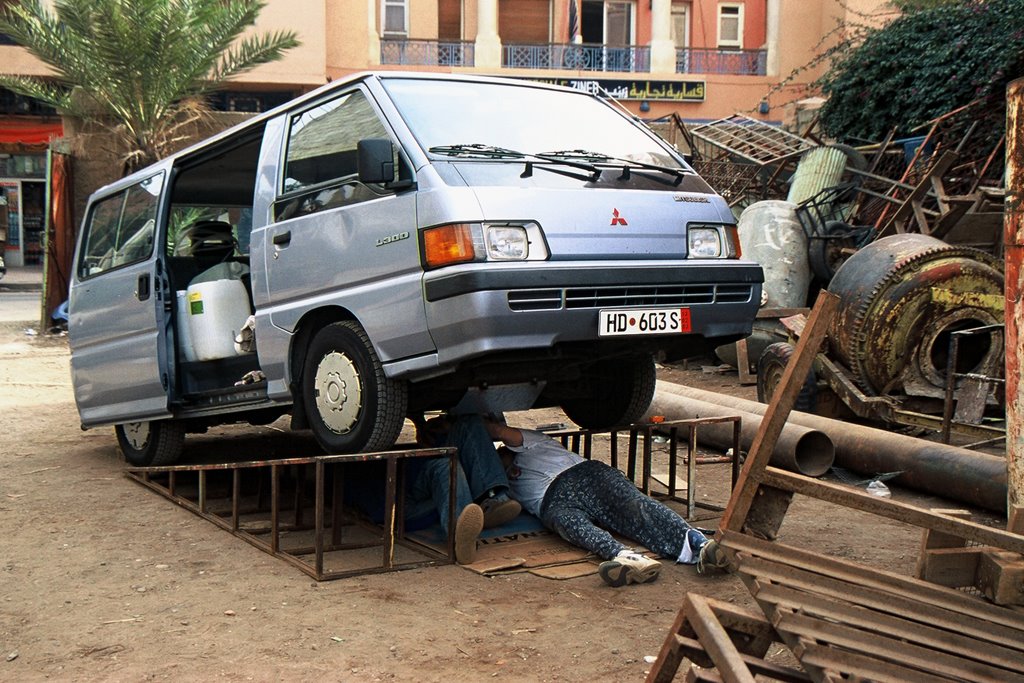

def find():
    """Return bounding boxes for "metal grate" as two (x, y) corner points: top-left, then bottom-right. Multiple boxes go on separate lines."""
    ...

(507, 284), (752, 311)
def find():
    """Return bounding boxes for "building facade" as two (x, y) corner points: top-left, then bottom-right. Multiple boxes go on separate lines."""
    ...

(0, 0), (892, 267)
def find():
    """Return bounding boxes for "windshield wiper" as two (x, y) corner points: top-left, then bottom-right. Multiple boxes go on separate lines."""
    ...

(427, 143), (526, 159)
(537, 149), (688, 186)
(429, 143), (602, 182)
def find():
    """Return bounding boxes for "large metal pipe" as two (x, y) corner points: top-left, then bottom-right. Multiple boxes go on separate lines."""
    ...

(643, 392), (834, 477)
(655, 381), (1008, 512)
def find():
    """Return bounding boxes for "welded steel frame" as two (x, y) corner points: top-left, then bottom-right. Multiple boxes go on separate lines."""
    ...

(941, 323), (1006, 445)
(125, 447), (458, 581)
(628, 417), (742, 519)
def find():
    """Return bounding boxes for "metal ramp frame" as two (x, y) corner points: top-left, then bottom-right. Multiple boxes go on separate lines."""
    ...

(125, 447), (458, 580)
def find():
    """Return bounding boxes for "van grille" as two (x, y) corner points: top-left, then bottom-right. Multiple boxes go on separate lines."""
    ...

(507, 284), (753, 311)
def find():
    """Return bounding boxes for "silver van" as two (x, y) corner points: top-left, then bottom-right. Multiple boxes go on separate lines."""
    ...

(69, 72), (763, 466)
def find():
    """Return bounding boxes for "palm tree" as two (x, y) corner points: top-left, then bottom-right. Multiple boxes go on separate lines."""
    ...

(0, 0), (299, 173)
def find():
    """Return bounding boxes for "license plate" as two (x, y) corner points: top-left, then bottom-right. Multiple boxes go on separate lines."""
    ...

(598, 308), (692, 336)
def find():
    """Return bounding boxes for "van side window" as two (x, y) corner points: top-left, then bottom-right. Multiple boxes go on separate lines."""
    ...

(277, 89), (393, 219)
(79, 173), (164, 277)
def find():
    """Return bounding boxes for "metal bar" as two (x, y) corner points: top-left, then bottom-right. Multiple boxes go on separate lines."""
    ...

(315, 459), (324, 580)
(610, 430), (619, 469)
(382, 457), (397, 569)
(198, 470), (207, 514)
(731, 419), (741, 490)
(642, 426), (653, 495)
(448, 450), (457, 561)
(331, 463), (343, 546)
(941, 334), (959, 443)
(270, 464), (279, 554)
(668, 426), (679, 499)
(231, 468), (240, 531)
(687, 425), (697, 519)
(627, 429), (638, 483)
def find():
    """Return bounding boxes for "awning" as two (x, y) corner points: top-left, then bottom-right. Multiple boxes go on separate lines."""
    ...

(0, 118), (63, 144)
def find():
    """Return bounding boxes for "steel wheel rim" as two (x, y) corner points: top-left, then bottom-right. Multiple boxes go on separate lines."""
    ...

(123, 421), (151, 450)
(314, 350), (362, 434)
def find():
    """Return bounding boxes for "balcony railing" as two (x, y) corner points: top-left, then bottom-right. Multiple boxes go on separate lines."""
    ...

(503, 43), (650, 73)
(676, 48), (767, 76)
(380, 39), (475, 67)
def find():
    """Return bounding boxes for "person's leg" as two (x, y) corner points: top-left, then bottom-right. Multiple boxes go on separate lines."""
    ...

(445, 415), (520, 527)
(580, 461), (710, 563)
(542, 502), (625, 560)
(408, 456), (472, 536)
(444, 415), (511, 499)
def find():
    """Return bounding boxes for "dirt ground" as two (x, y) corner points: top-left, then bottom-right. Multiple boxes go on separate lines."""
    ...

(0, 318), (963, 682)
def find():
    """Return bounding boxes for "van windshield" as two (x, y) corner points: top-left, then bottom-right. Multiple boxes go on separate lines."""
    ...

(381, 78), (686, 169)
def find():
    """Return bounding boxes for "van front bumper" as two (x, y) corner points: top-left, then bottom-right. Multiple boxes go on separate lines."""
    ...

(413, 260), (763, 373)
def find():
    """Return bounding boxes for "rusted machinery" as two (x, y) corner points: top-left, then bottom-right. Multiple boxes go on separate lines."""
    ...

(758, 233), (1007, 441)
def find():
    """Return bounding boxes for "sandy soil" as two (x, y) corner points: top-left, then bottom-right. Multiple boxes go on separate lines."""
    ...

(0, 321), (956, 681)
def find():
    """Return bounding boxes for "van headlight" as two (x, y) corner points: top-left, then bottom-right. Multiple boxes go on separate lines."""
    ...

(688, 224), (741, 259)
(422, 222), (548, 269)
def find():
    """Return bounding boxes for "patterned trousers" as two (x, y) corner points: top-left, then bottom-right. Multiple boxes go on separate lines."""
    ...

(539, 459), (695, 560)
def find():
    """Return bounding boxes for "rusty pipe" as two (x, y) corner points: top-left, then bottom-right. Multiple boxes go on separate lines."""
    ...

(656, 381), (1007, 513)
(643, 393), (835, 477)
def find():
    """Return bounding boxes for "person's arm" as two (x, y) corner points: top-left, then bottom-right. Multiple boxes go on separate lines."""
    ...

(483, 417), (524, 447)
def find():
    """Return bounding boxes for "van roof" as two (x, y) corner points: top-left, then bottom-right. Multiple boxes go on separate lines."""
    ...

(89, 72), (588, 198)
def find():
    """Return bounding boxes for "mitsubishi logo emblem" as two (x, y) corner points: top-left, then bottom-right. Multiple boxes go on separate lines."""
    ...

(610, 208), (628, 226)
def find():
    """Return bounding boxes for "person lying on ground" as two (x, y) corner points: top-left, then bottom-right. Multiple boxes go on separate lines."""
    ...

(344, 414), (520, 565)
(409, 413), (521, 564)
(479, 417), (731, 587)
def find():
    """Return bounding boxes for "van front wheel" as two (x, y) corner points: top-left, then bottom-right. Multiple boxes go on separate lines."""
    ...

(115, 420), (185, 467)
(303, 321), (408, 453)
(560, 355), (657, 430)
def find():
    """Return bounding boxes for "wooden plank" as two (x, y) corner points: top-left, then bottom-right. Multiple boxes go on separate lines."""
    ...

(723, 532), (1024, 644)
(978, 550), (1024, 606)
(1010, 505), (1024, 534)
(737, 555), (1024, 653)
(798, 643), (956, 683)
(752, 581), (1024, 672)
(917, 546), (984, 587)
(915, 508), (972, 581)
(775, 611), (1022, 682)
(673, 635), (810, 683)
(684, 594), (757, 683)
(721, 291), (839, 534)
(758, 468), (1024, 556)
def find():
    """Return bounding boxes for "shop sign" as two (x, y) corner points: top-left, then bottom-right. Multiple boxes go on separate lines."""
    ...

(529, 78), (706, 102)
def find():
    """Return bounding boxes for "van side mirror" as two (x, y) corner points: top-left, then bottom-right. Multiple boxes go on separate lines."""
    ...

(357, 138), (395, 184)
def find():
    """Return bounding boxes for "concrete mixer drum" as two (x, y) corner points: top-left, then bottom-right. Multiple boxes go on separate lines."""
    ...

(827, 234), (1004, 402)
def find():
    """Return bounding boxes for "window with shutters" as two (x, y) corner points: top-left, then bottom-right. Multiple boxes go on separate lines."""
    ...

(717, 3), (743, 49)
(382, 0), (408, 37)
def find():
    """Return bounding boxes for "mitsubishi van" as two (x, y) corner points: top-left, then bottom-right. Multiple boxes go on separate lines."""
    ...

(69, 72), (763, 466)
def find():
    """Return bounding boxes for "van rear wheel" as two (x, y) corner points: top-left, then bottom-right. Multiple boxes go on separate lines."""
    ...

(560, 355), (657, 430)
(303, 321), (407, 453)
(115, 420), (185, 467)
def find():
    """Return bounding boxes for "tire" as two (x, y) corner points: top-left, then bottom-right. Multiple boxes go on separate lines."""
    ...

(115, 420), (185, 467)
(756, 342), (817, 412)
(809, 220), (857, 284)
(560, 355), (657, 430)
(302, 321), (407, 453)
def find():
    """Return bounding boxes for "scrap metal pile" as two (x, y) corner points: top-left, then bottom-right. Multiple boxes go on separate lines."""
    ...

(684, 102), (1008, 445)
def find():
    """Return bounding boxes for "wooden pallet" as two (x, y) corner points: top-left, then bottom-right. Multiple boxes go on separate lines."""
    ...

(648, 291), (1024, 682)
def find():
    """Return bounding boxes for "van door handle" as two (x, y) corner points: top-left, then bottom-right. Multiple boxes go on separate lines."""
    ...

(136, 274), (151, 301)
(272, 231), (291, 247)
